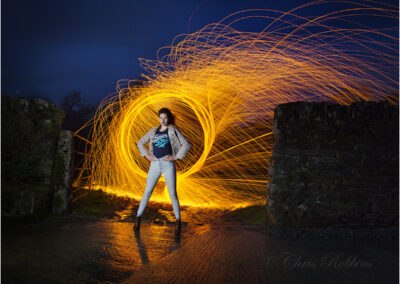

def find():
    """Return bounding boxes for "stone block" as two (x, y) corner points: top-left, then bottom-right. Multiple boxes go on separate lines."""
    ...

(52, 130), (73, 214)
(268, 100), (398, 228)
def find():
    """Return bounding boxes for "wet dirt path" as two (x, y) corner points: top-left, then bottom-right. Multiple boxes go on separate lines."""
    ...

(2, 207), (398, 283)
(127, 223), (397, 284)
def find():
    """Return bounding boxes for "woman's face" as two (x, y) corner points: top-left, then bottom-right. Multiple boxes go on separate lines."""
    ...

(159, 113), (169, 126)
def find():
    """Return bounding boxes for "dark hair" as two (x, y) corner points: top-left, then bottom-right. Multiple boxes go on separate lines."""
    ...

(158, 107), (175, 125)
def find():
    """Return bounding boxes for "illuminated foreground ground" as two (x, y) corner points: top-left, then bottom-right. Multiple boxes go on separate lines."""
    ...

(2, 203), (397, 283)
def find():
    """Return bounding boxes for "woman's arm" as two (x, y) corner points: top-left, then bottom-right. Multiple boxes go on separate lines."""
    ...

(174, 127), (191, 160)
(137, 128), (154, 157)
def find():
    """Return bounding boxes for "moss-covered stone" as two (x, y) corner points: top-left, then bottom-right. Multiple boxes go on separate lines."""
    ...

(1, 95), (65, 222)
(72, 188), (129, 218)
(52, 130), (73, 214)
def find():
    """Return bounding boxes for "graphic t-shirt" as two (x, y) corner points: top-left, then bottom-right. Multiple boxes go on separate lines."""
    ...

(152, 128), (172, 158)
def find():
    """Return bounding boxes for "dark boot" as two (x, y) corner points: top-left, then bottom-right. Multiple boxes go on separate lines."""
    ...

(133, 216), (141, 232)
(175, 219), (181, 235)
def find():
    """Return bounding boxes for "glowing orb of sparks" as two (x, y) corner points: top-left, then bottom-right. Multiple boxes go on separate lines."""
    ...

(74, 2), (398, 210)
(117, 90), (214, 179)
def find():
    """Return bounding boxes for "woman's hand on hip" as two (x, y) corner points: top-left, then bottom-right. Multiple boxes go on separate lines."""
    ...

(145, 155), (157, 162)
(163, 155), (177, 161)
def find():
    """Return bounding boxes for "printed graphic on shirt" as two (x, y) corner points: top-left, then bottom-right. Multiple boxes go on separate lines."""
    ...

(153, 133), (169, 148)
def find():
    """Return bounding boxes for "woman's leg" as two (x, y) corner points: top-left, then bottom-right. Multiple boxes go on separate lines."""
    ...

(162, 161), (181, 220)
(136, 161), (161, 217)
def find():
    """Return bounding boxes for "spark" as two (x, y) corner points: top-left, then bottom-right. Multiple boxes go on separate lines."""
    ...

(73, 1), (398, 210)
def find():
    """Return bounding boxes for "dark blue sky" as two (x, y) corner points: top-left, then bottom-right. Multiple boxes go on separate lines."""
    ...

(2, 0), (398, 105)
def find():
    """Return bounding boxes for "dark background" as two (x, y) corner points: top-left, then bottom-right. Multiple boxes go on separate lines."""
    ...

(2, 0), (398, 106)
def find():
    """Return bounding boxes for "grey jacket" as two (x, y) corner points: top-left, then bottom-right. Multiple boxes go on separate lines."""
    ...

(137, 124), (191, 160)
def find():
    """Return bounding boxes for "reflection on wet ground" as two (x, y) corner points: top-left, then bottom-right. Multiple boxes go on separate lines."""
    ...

(2, 205), (398, 283)
(128, 224), (398, 284)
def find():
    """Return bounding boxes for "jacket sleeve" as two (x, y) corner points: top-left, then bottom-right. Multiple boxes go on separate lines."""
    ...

(174, 127), (191, 160)
(137, 128), (153, 157)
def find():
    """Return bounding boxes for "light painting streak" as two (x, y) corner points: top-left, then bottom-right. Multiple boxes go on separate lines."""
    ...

(73, 1), (398, 210)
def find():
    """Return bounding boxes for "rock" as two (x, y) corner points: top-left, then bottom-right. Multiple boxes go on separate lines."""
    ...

(268, 101), (398, 228)
(33, 98), (49, 110)
(2, 190), (35, 217)
(19, 99), (30, 113)
(2, 95), (67, 221)
(52, 130), (73, 214)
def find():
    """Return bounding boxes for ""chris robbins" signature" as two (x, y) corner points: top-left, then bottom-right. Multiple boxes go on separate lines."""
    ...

(262, 252), (373, 269)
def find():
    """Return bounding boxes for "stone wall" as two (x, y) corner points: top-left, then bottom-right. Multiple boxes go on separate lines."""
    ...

(267, 100), (399, 228)
(2, 95), (73, 221)
(52, 130), (74, 214)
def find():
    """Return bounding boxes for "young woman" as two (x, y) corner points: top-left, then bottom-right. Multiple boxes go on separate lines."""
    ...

(133, 108), (191, 235)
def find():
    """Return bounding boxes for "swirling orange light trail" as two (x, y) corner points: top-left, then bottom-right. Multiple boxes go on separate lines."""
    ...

(73, 1), (398, 210)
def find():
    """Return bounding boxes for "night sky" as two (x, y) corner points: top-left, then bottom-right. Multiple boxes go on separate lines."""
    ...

(2, 0), (398, 105)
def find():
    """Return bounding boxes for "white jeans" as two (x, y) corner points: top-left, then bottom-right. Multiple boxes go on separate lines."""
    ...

(136, 156), (181, 220)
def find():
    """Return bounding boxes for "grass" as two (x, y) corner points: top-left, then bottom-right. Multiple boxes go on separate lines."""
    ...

(72, 188), (133, 219)
(222, 204), (269, 225)
(72, 188), (270, 226)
